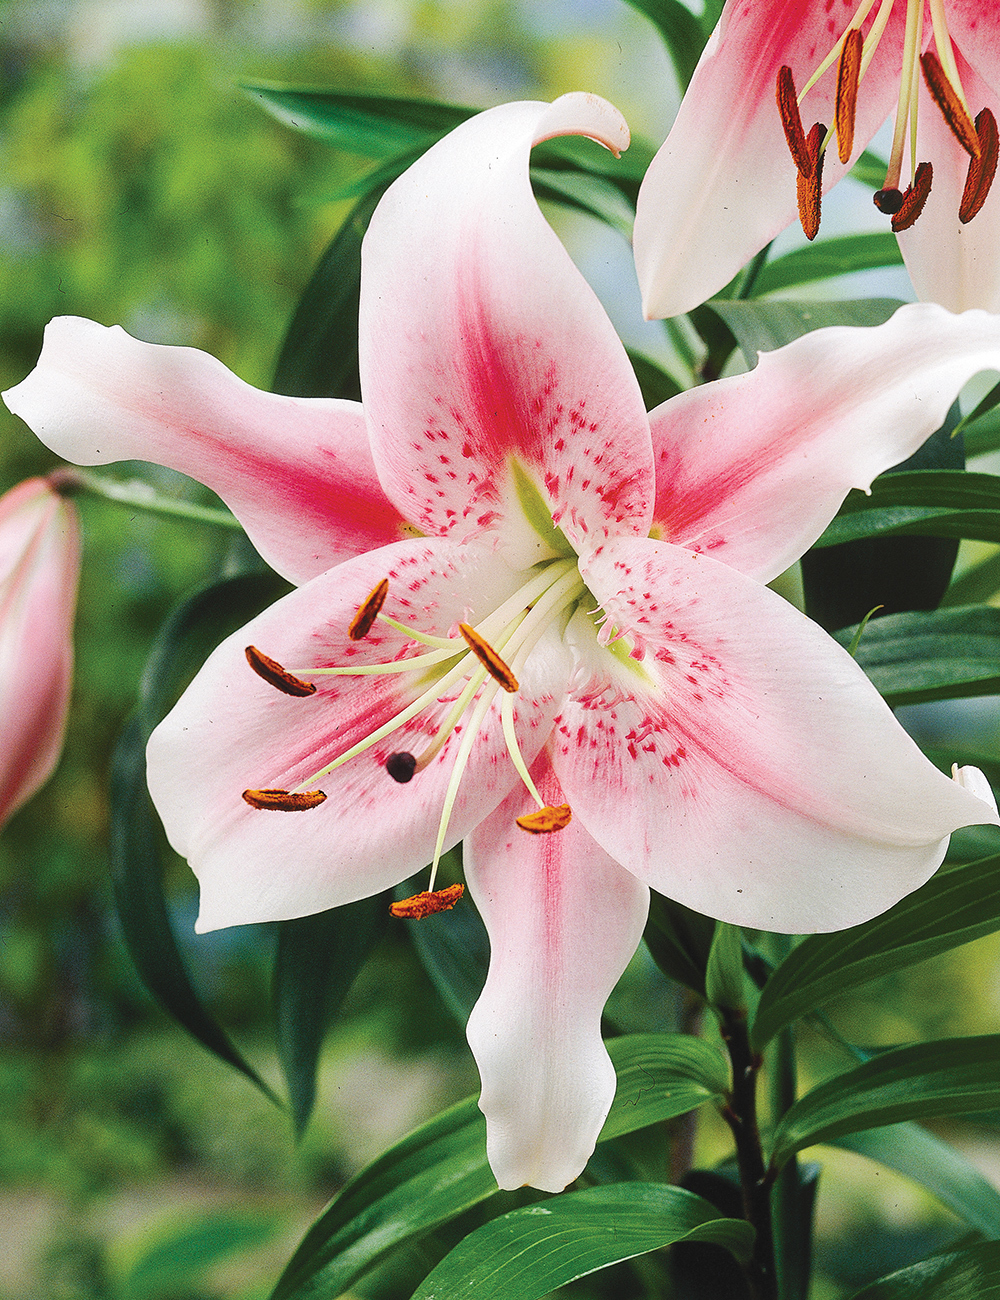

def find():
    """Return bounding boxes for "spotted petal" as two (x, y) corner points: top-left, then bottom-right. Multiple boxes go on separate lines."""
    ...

(359, 95), (653, 557)
(465, 750), (648, 1192)
(147, 537), (570, 932)
(647, 302), (1000, 583)
(2, 317), (406, 584)
(554, 537), (999, 933)
(633, 0), (908, 319)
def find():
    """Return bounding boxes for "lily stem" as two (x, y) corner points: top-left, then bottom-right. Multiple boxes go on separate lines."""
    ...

(49, 466), (244, 530)
(719, 1006), (777, 1300)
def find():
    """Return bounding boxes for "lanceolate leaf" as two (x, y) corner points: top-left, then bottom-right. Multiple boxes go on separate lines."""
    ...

(751, 852), (1000, 1049)
(770, 1036), (1000, 1168)
(833, 605), (1000, 705)
(815, 470), (1000, 548)
(111, 573), (290, 1101)
(847, 1242), (1000, 1300)
(832, 1122), (1000, 1237)
(409, 1183), (754, 1300)
(623, 0), (709, 89)
(269, 1034), (728, 1300)
(752, 233), (903, 296)
(274, 898), (389, 1139)
(705, 298), (903, 367)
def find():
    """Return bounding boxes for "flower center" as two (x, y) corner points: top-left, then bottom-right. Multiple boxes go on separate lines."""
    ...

(242, 552), (588, 902)
(775, 0), (997, 238)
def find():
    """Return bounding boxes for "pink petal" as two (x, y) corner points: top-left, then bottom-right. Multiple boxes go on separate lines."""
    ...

(896, 55), (1000, 312)
(553, 537), (998, 934)
(0, 478), (79, 826)
(647, 302), (1000, 583)
(465, 749), (648, 1193)
(633, 0), (907, 319)
(358, 95), (653, 556)
(2, 317), (407, 585)
(946, 0), (1000, 90)
(147, 536), (569, 932)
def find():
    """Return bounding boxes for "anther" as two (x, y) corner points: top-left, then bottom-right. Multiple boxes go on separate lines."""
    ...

(390, 883), (465, 919)
(891, 161), (933, 232)
(245, 645), (317, 697)
(458, 623), (519, 693)
(920, 52), (980, 157)
(348, 578), (389, 641)
(796, 122), (826, 240)
(873, 188), (904, 214)
(776, 66), (813, 176)
(516, 803), (572, 834)
(242, 788), (327, 810)
(834, 28), (863, 163)
(960, 108), (998, 224)
(385, 751), (417, 783)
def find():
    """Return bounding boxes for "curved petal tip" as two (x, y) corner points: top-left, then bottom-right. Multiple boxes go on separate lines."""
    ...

(537, 92), (630, 158)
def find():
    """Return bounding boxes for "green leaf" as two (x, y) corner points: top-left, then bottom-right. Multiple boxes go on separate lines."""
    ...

(955, 376), (1000, 445)
(272, 179), (391, 401)
(628, 351), (683, 410)
(243, 84), (472, 156)
(409, 1182), (754, 1300)
(110, 573), (290, 1101)
(847, 1241), (1000, 1300)
(832, 1122), (1000, 1237)
(752, 233), (903, 295)
(770, 1035), (1000, 1168)
(705, 923), (746, 1012)
(833, 605), (1000, 705)
(269, 1033), (728, 1299)
(850, 149), (889, 188)
(274, 899), (389, 1139)
(622, 0), (709, 89)
(116, 1211), (280, 1300)
(965, 403), (1000, 458)
(816, 469), (1000, 547)
(531, 166), (635, 239)
(945, 549), (1000, 605)
(705, 298), (904, 368)
(644, 891), (716, 995)
(752, 852), (1000, 1049)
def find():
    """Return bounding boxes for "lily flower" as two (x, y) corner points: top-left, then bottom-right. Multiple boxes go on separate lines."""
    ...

(0, 476), (80, 829)
(633, 0), (1000, 318)
(5, 93), (1000, 1193)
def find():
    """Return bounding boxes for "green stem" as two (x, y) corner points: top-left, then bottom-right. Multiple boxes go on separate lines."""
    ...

(719, 1007), (777, 1300)
(50, 467), (244, 530)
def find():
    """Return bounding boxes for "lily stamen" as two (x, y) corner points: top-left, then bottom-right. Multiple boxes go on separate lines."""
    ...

(921, 50), (980, 155)
(960, 109), (999, 223)
(245, 645), (317, 696)
(516, 805), (573, 834)
(242, 788), (327, 810)
(459, 622), (519, 693)
(834, 28), (864, 162)
(890, 160), (933, 230)
(390, 883), (465, 919)
(348, 577), (389, 640)
(796, 122), (826, 239)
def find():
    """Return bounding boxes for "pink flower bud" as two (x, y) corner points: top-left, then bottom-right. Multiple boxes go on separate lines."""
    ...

(0, 477), (80, 828)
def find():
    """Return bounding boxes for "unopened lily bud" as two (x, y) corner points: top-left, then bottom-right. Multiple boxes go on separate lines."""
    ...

(0, 477), (80, 828)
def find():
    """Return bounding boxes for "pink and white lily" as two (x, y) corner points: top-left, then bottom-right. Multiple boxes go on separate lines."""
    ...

(5, 93), (1000, 1193)
(0, 476), (80, 829)
(633, 0), (1000, 318)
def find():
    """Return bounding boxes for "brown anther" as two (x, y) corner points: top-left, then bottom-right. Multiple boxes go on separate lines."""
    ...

(921, 52), (980, 157)
(348, 578), (389, 640)
(796, 122), (826, 240)
(960, 108), (998, 223)
(776, 66), (813, 176)
(242, 788), (327, 811)
(458, 623), (519, 692)
(834, 28), (863, 164)
(245, 645), (317, 697)
(390, 883), (465, 919)
(516, 804), (573, 834)
(891, 161), (933, 232)
(873, 187), (904, 214)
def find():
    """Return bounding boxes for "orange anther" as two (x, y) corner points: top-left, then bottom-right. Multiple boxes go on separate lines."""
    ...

(921, 52), (980, 157)
(516, 803), (573, 834)
(459, 623), (519, 692)
(776, 66), (813, 176)
(834, 28), (863, 164)
(796, 122), (826, 240)
(242, 788), (327, 810)
(960, 108), (998, 224)
(348, 578), (389, 640)
(245, 645), (317, 697)
(891, 161), (933, 232)
(390, 882), (465, 919)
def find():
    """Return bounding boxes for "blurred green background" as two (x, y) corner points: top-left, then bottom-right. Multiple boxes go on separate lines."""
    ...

(0, 1), (998, 1297)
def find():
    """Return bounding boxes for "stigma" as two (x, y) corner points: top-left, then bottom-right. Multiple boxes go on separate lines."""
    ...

(775, 0), (997, 238)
